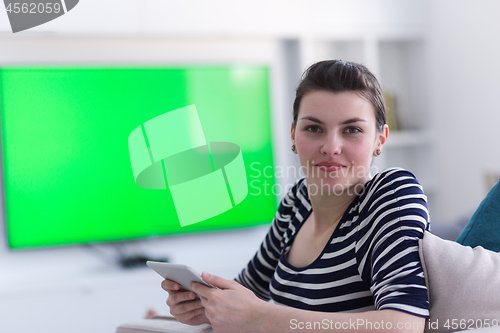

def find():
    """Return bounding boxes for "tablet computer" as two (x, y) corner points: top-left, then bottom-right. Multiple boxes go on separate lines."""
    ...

(146, 261), (215, 292)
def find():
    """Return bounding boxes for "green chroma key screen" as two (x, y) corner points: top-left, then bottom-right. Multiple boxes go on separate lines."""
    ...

(0, 66), (277, 249)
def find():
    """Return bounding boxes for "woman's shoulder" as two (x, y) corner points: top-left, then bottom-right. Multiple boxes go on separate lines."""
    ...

(366, 167), (422, 194)
(360, 167), (426, 209)
(358, 167), (430, 234)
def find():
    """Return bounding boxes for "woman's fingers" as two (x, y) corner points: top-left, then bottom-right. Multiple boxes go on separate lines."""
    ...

(161, 279), (210, 326)
(189, 311), (211, 326)
(168, 298), (203, 315)
(171, 306), (207, 325)
(161, 279), (180, 291)
(166, 290), (197, 306)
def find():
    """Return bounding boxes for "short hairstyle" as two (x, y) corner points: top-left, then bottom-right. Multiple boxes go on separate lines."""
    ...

(292, 60), (387, 132)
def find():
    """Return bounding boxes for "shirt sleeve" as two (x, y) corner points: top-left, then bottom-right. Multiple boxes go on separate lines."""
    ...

(235, 179), (303, 301)
(359, 168), (430, 318)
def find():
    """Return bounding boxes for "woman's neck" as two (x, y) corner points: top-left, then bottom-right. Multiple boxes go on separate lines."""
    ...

(306, 177), (370, 233)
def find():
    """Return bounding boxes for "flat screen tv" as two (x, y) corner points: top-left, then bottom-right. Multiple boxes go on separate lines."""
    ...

(0, 66), (277, 250)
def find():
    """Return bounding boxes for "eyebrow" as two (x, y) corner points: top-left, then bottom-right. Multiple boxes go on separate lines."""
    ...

(300, 116), (367, 125)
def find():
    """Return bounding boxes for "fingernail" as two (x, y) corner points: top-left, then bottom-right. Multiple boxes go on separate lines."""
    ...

(202, 272), (210, 278)
(190, 292), (195, 299)
(174, 284), (179, 290)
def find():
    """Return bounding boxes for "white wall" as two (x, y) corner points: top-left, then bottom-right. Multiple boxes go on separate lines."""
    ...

(0, 0), (425, 37)
(426, 0), (500, 223)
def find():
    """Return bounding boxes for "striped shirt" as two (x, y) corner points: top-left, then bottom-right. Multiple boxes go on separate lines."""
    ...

(236, 168), (430, 318)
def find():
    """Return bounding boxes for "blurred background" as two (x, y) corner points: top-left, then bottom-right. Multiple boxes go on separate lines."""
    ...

(1, 1), (500, 332)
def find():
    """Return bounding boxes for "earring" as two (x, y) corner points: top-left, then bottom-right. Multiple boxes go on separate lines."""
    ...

(291, 144), (296, 152)
(376, 149), (382, 156)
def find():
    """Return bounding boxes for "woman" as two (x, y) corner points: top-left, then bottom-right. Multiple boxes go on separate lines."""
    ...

(162, 60), (430, 333)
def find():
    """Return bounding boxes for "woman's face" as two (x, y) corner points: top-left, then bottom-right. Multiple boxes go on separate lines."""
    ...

(291, 90), (388, 195)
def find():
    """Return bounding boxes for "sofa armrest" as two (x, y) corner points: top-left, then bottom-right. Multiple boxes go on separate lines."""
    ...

(116, 316), (215, 333)
(419, 231), (500, 333)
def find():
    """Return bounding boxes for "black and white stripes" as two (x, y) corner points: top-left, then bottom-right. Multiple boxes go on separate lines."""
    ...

(236, 168), (430, 318)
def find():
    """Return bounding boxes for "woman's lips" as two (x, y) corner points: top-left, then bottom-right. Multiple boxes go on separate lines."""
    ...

(317, 165), (343, 172)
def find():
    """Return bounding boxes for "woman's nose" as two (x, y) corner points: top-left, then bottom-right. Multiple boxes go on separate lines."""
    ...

(320, 133), (341, 155)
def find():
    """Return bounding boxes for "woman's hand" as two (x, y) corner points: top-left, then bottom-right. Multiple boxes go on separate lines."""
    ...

(190, 272), (267, 333)
(161, 279), (210, 326)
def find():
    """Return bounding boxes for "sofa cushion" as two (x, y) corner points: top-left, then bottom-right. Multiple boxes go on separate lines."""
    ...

(419, 231), (500, 333)
(456, 179), (500, 252)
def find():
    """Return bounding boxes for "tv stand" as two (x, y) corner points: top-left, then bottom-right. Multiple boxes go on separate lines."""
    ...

(118, 254), (169, 269)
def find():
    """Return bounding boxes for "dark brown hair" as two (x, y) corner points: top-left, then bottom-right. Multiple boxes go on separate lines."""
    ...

(293, 60), (386, 132)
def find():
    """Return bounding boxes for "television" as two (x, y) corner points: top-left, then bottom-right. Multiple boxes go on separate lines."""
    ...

(0, 66), (277, 250)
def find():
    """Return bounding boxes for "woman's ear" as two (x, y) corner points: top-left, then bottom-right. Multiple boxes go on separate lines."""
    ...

(290, 122), (297, 154)
(376, 124), (389, 151)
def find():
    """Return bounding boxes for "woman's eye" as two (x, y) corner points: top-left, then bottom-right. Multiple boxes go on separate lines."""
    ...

(304, 125), (322, 133)
(344, 126), (361, 134)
